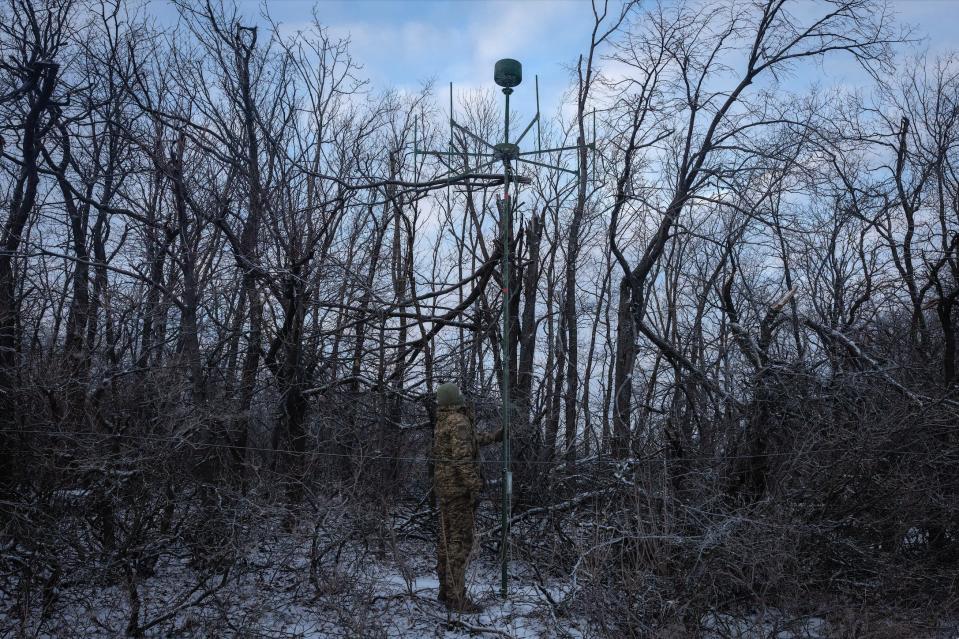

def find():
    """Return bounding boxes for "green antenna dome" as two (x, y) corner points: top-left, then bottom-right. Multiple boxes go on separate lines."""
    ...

(494, 59), (522, 88)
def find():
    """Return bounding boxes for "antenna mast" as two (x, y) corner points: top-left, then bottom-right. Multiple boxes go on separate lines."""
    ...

(416, 58), (595, 599)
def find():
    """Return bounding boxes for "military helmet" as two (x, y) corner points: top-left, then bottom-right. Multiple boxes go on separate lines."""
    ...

(436, 382), (465, 407)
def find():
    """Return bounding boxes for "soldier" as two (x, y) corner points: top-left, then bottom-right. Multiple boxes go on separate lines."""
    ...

(433, 382), (502, 612)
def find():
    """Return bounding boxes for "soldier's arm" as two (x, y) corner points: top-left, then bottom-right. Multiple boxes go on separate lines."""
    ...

(476, 427), (504, 447)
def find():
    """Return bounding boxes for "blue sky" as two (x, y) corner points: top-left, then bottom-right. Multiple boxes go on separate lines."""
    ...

(238, 0), (597, 117)
(150, 0), (959, 118)
(146, 0), (600, 119)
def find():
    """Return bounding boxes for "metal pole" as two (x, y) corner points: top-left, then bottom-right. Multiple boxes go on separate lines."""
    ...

(592, 109), (597, 183)
(504, 88), (511, 144)
(448, 82), (454, 205)
(535, 75), (541, 152)
(500, 86), (513, 599)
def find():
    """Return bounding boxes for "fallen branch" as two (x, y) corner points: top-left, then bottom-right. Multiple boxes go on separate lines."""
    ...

(481, 486), (619, 539)
(803, 319), (959, 411)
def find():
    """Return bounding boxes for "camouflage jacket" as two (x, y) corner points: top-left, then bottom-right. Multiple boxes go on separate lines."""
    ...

(433, 406), (500, 498)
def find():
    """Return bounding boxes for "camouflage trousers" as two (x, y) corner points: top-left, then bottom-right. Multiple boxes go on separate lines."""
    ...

(436, 493), (475, 605)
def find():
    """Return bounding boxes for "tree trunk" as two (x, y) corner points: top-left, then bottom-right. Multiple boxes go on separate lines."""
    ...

(612, 277), (635, 458)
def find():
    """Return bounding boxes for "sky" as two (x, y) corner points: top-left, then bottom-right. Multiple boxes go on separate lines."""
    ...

(145, 0), (603, 126)
(140, 0), (959, 158)
(175, 0), (959, 106)
(223, 0), (599, 120)
(139, 0), (959, 235)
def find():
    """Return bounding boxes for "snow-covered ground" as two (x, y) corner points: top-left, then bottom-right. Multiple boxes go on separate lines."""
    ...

(5, 513), (956, 637)
(6, 530), (590, 638)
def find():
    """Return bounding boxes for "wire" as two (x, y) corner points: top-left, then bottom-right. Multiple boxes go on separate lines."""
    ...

(0, 428), (954, 465)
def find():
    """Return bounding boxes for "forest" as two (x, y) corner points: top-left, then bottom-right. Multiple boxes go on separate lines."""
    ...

(1, 0), (957, 636)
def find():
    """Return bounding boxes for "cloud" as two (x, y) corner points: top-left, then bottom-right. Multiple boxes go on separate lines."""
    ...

(313, 2), (588, 110)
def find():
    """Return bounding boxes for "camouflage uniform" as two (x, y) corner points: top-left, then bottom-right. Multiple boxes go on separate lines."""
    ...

(433, 383), (500, 611)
